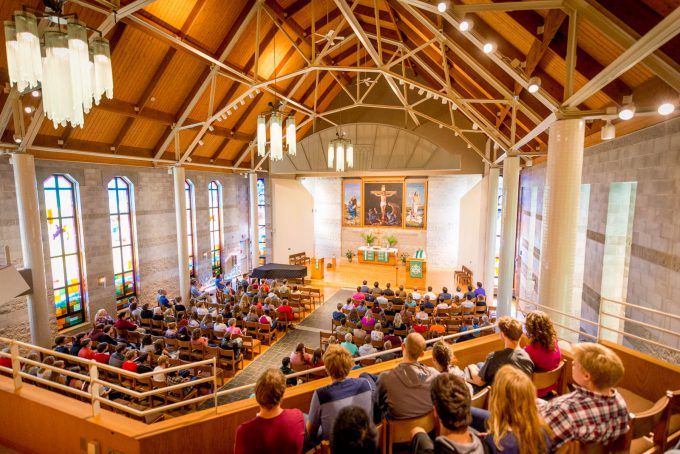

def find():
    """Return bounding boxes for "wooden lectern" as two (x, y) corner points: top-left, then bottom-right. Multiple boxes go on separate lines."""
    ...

(405, 258), (427, 288)
(311, 257), (325, 280)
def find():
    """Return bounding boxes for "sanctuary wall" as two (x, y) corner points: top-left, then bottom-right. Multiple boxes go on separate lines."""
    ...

(0, 159), (249, 341)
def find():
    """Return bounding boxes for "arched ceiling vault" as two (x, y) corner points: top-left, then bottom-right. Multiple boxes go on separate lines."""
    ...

(0, 0), (678, 172)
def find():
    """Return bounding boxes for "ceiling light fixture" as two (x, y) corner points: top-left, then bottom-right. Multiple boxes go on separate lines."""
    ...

(418, 88), (424, 95)
(4, 9), (113, 129)
(459, 19), (473, 32)
(24, 106), (33, 114)
(527, 76), (541, 94)
(601, 121), (615, 140)
(327, 131), (353, 172)
(31, 90), (40, 97)
(197, 139), (204, 146)
(256, 101), (296, 161)
(483, 42), (496, 54)
(658, 102), (675, 116)
(618, 104), (635, 120)
(437, 1), (447, 13)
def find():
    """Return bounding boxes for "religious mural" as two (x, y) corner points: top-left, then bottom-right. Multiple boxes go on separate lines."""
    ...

(405, 179), (427, 229)
(342, 179), (362, 227)
(363, 180), (404, 227)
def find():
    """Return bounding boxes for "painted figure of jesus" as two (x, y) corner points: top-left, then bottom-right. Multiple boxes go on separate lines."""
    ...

(410, 190), (420, 222)
(370, 184), (397, 223)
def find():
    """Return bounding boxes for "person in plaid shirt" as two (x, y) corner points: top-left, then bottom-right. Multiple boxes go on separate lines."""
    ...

(538, 343), (629, 448)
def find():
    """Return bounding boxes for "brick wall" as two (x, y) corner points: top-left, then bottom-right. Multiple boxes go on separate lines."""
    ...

(0, 159), (249, 342)
(518, 117), (680, 363)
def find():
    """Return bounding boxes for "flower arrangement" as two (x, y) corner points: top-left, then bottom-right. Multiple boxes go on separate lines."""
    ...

(361, 232), (376, 246)
(345, 249), (356, 262)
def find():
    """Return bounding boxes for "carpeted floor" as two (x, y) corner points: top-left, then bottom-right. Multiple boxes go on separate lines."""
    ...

(207, 288), (353, 406)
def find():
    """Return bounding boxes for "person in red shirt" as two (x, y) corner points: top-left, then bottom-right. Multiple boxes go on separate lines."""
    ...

(0, 347), (11, 369)
(413, 319), (427, 334)
(234, 368), (304, 454)
(93, 343), (110, 364)
(276, 299), (293, 322)
(352, 287), (366, 301)
(77, 338), (95, 360)
(114, 311), (139, 332)
(121, 350), (138, 372)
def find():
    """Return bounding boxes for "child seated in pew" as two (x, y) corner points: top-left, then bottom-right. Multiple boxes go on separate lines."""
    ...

(537, 342), (629, 449)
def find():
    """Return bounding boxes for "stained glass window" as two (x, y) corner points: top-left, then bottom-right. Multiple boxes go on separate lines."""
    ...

(44, 175), (85, 330)
(257, 178), (266, 255)
(185, 179), (197, 278)
(108, 177), (137, 309)
(208, 181), (222, 276)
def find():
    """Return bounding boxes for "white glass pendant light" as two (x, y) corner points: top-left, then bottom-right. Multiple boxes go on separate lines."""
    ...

(91, 37), (113, 104)
(7, 12), (42, 92)
(327, 142), (334, 168)
(67, 19), (93, 116)
(285, 116), (296, 156)
(269, 111), (283, 161)
(335, 141), (345, 172)
(4, 22), (19, 90)
(42, 31), (76, 128)
(257, 114), (266, 157)
(346, 142), (354, 168)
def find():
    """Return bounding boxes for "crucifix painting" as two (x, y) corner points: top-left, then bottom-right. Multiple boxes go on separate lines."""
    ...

(363, 181), (403, 227)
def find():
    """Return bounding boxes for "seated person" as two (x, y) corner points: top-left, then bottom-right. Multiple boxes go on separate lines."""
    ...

(352, 287), (366, 301)
(53, 336), (71, 355)
(190, 279), (206, 299)
(411, 288), (422, 302)
(164, 322), (178, 338)
(435, 298), (450, 311)
(158, 290), (171, 308)
(461, 295), (475, 310)
(356, 300), (368, 315)
(341, 333), (359, 357)
(404, 294), (418, 309)
(383, 283), (395, 297)
(429, 318), (446, 335)
(377, 333), (439, 419)
(364, 292), (376, 303)
(392, 313), (407, 332)
(353, 323), (367, 344)
(524, 311), (561, 397)
(464, 285), (476, 300)
(109, 343), (127, 368)
(335, 318), (352, 338)
(383, 331), (403, 348)
(371, 323), (384, 342)
(475, 295), (487, 314)
(114, 311), (139, 331)
(151, 306), (164, 321)
(423, 286), (437, 301)
(375, 293), (388, 306)
(468, 317), (534, 388)
(173, 296), (186, 313)
(410, 373), (487, 454)
(276, 299), (294, 322)
(140, 303), (153, 320)
(235, 369), (305, 454)
(343, 298), (356, 311)
(77, 338), (95, 360)
(431, 341), (472, 396)
(331, 406), (378, 454)
(454, 287), (464, 300)
(384, 301), (397, 317)
(437, 287), (452, 301)
(289, 343), (312, 368)
(538, 343), (629, 449)
(333, 303), (347, 321)
(380, 340), (399, 361)
(486, 366), (552, 454)
(95, 308), (114, 326)
(371, 282), (382, 295)
(413, 319), (427, 335)
(280, 357), (297, 386)
(213, 315), (228, 334)
(361, 311), (377, 330)
(420, 295), (435, 311)
(348, 308), (361, 325)
(359, 280), (370, 293)
(358, 342), (378, 357)
(307, 345), (374, 441)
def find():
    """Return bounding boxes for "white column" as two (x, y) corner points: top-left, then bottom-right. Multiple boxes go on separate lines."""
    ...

(539, 119), (585, 338)
(483, 167), (500, 299)
(11, 153), (51, 347)
(172, 167), (190, 303)
(248, 173), (259, 270)
(497, 156), (520, 318)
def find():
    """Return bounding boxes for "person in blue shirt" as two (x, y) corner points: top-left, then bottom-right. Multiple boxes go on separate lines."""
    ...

(158, 290), (171, 308)
(474, 282), (486, 297)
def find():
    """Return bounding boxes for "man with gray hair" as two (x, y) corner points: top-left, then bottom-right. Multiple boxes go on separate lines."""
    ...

(341, 333), (358, 357)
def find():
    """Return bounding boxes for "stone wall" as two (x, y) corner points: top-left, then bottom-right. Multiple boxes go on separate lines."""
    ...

(518, 117), (680, 363)
(0, 159), (249, 342)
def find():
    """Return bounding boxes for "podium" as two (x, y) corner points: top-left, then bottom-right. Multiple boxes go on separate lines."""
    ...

(311, 257), (325, 280)
(405, 258), (427, 288)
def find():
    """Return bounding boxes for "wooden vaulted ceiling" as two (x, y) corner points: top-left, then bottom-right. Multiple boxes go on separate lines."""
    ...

(0, 0), (679, 171)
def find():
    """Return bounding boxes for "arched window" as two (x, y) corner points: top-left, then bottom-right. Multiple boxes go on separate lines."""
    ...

(108, 177), (137, 309)
(185, 179), (197, 278)
(208, 181), (222, 276)
(44, 175), (85, 330)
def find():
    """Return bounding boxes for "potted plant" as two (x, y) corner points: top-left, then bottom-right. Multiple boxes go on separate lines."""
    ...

(361, 232), (376, 247)
(399, 252), (409, 265)
(386, 235), (398, 248)
(345, 249), (356, 263)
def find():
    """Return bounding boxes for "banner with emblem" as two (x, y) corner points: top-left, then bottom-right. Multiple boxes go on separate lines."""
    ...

(409, 259), (423, 278)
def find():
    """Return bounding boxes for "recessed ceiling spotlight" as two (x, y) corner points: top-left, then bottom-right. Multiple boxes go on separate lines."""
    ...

(459, 19), (473, 32)
(658, 102), (675, 116)
(31, 90), (40, 98)
(249, 92), (254, 99)
(454, 131), (459, 136)
(527, 76), (541, 94)
(198, 139), (204, 146)
(483, 42), (496, 54)
(467, 143), (471, 148)
(438, 124), (443, 129)
(437, 1), (447, 13)
(240, 99), (245, 106)
(618, 104), (635, 120)
(208, 125), (214, 132)
(472, 122), (478, 130)
(451, 103), (457, 111)
(426, 92), (432, 99)
(441, 97), (447, 104)
(418, 88), (425, 95)
(601, 121), (615, 140)
(227, 110), (232, 116)
(399, 79), (405, 85)
(24, 106), (33, 114)
(233, 105), (238, 111)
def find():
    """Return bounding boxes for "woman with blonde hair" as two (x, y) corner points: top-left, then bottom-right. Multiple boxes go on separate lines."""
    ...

(485, 365), (551, 454)
(524, 310), (561, 397)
